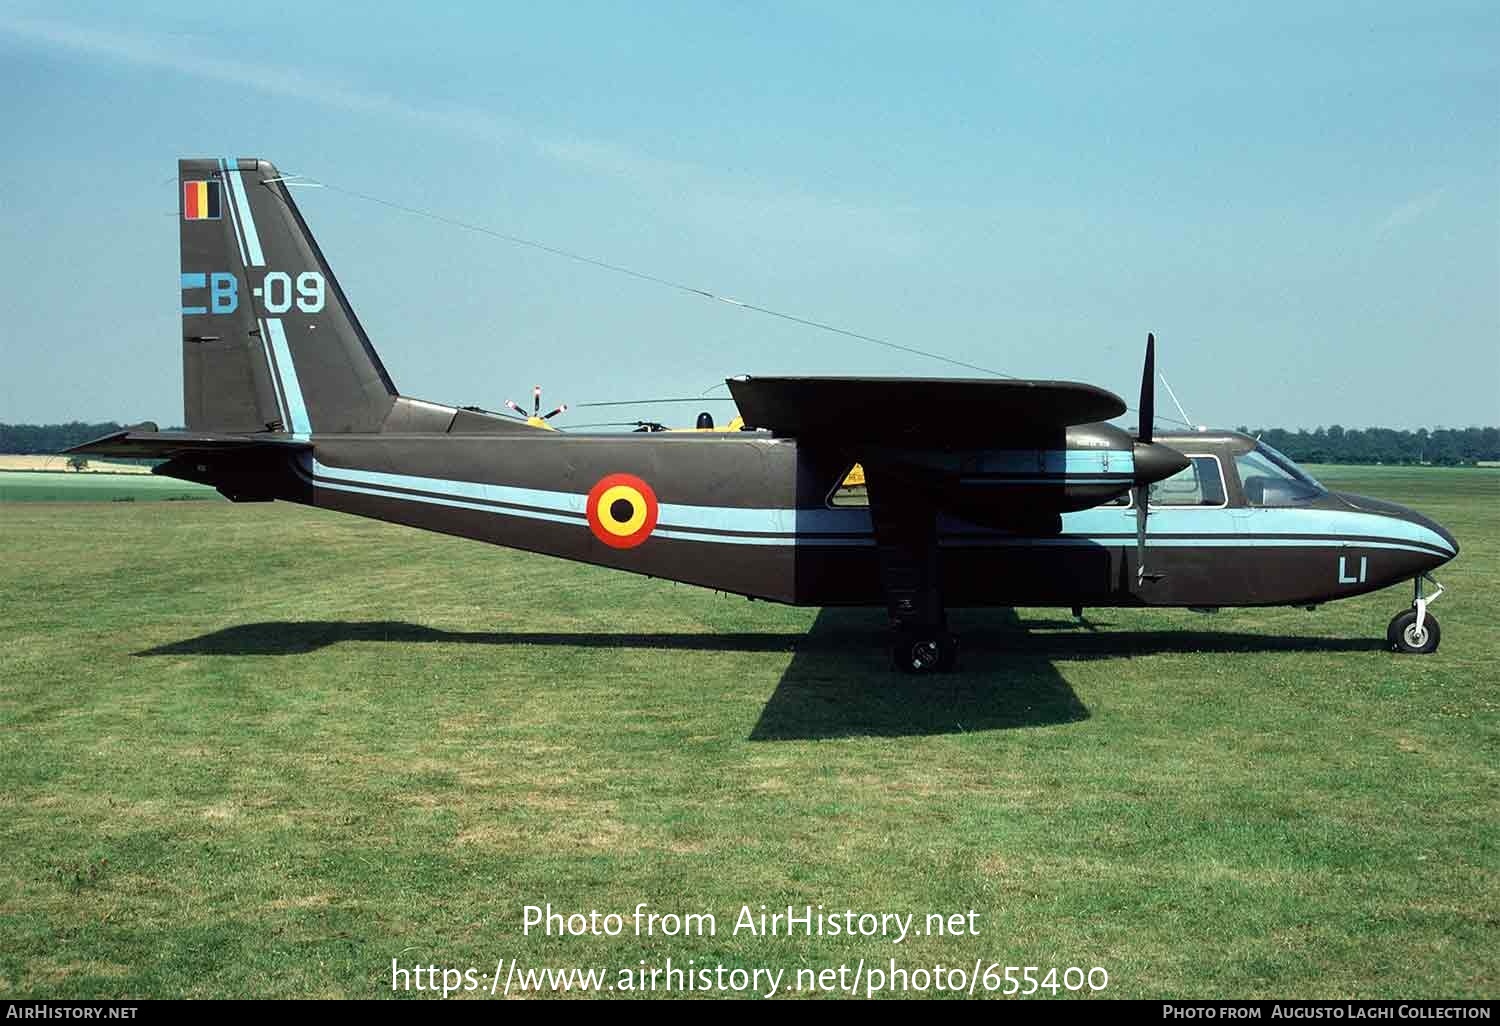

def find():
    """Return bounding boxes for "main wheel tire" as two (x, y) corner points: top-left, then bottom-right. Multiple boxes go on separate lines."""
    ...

(891, 630), (959, 673)
(1387, 609), (1441, 654)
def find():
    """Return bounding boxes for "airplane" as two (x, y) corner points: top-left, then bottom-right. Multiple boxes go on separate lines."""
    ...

(69, 157), (1460, 673)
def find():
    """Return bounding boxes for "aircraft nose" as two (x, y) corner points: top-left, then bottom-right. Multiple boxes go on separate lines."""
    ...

(1337, 492), (1459, 564)
(1411, 510), (1459, 562)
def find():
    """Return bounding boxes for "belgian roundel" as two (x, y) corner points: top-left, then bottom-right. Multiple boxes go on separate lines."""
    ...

(585, 473), (659, 549)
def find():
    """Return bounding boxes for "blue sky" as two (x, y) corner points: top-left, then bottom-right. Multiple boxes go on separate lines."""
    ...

(1, 1), (1495, 430)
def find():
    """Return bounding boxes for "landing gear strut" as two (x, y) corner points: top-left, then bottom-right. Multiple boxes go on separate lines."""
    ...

(867, 470), (957, 674)
(1387, 573), (1444, 655)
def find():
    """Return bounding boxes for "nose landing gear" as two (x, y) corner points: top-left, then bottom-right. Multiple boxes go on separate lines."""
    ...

(1387, 573), (1444, 655)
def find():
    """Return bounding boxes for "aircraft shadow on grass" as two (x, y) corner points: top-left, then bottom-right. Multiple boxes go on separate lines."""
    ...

(138, 611), (1382, 741)
(746, 608), (1384, 740)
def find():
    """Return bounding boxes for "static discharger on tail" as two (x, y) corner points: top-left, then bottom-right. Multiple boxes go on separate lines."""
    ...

(69, 157), (1459, 673)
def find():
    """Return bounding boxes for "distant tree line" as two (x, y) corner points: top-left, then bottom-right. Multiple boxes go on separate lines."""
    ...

(3, 420), (1498, 465)
(0, 423), (185, 467)
(1237, 425), (1500, 466)
(0, 422), (129, 454)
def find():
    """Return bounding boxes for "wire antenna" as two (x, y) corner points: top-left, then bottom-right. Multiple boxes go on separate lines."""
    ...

(288, 173), (1199, 427)
(1159, 373), (1196, 430)
(305, 178), (1015, 380)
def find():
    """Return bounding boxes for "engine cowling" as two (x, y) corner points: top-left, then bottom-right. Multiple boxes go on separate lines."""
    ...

(861, 422), (1189, 529)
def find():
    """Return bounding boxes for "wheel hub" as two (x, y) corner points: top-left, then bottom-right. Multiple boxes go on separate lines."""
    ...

(1404, 623), (1429, 648)
(910, 640), (940, 670)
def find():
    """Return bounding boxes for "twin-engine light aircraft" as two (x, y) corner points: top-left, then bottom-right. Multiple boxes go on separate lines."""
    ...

(71, 158), (1459, 672)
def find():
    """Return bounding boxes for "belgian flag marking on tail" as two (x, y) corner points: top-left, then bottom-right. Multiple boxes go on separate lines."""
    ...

(182, 179), (222, 220)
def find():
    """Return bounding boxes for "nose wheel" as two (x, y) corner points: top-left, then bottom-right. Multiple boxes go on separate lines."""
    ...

(1388, 574), (1444, 655)
(1387, 609), (1440, 654)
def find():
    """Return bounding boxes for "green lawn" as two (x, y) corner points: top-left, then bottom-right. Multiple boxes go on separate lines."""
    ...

(0, 467), (1495, 999)
(0, 470), (218, 503)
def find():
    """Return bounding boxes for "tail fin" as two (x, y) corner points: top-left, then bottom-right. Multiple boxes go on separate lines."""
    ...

(179, 157), (397, 435)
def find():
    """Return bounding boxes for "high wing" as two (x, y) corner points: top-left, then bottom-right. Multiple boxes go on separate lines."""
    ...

(726, 376), (1125, 442)
(727, 370), (1181, 540)
(725, 375), (1149, 671)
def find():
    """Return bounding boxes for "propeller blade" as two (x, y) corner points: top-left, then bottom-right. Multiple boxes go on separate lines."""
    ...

(504, 399), (530, 418)
(542, 404), (568, 420)
(533, 385), (542, 416)
(1138, 332), (1155, 444)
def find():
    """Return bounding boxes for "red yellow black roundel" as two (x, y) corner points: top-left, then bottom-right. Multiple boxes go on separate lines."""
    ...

(586, 473), (659, 549)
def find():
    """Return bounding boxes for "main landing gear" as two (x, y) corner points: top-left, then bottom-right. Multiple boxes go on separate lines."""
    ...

(866, 473), (959, 674)
(892, 628), (959, 674)
(1387, 573), (1444, 655)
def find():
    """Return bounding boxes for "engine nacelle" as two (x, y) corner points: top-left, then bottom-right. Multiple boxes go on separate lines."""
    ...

(861, 422), (1188, 528)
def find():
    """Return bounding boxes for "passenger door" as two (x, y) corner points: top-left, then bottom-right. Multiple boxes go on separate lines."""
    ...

(1138, 452), (1248, 606)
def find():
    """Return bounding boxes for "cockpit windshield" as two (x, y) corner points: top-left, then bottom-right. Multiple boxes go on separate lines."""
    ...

(1235, 442), (1326, 506)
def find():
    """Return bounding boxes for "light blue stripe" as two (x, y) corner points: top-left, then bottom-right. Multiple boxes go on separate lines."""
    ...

(1243, 507), (1455, 555)
(311, 472), (837, 545)
(310, 457), (861, 536)
(306, 460), (1131, 535)
(940, 537), (1440, 555)
(313, 457), (583, 516)
(223, 158), (264, 266)
(218, 163), (287, 430)
(666, 500), (845, 535)
(968, 450), (1135, 475)
(655, 529), (874, 547)
(216, 159), (250, 267)
(302, 476), (1448, 557)
(303, 459), (1452, 556)
(313, 476), (585, 529)
(1060, 449), (1132, 474)
(265, 319), (310, 437)
(1059, 504), (1453, 554)
(256, 319), (289, 429)
(960, 477), (1129, 486)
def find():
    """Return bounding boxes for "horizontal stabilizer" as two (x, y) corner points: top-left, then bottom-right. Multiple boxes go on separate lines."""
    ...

(63, 429), (311, 460)
(727, 376), (1126, 442)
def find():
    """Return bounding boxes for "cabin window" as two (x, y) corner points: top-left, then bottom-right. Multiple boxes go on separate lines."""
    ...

(828, 463), (869, 507)
(1148, 455), (1227, 508)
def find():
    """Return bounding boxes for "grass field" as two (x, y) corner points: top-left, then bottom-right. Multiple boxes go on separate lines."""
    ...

(0, 470), (216, 503)
(1, 466), (1495, 999)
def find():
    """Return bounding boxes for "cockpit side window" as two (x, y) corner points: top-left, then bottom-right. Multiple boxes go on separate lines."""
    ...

(1235, 444), (1326, 507)
(828, 463), (869, 507)
(1148, 455), (1227, 508)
